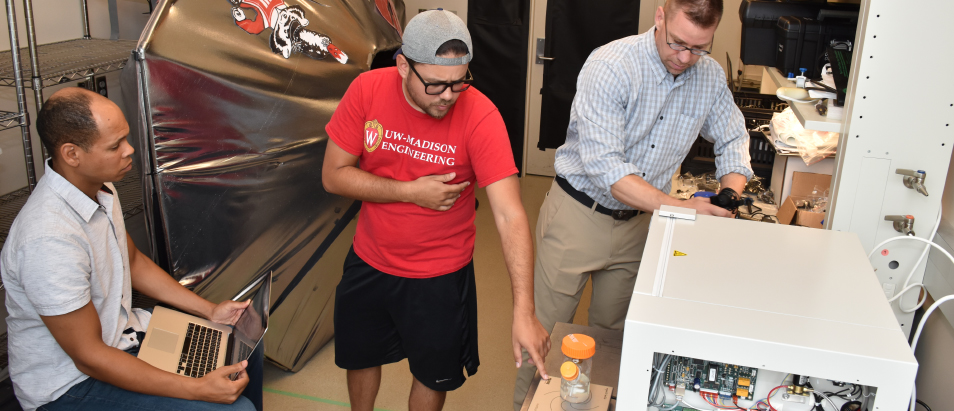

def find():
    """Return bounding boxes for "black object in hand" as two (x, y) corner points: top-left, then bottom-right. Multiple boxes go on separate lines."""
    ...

(709, 188), (749, 212)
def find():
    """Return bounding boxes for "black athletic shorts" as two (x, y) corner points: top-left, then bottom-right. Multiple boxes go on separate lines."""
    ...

(334, 247), (480, 391)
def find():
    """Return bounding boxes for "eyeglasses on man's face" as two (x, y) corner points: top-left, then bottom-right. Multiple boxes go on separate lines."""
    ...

(407, 62), (474, 95)
(665, 23), (713, 56)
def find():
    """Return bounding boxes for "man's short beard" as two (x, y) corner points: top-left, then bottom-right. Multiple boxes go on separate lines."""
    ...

(426, 100), (454, 119)
(410, 91), (454, 119)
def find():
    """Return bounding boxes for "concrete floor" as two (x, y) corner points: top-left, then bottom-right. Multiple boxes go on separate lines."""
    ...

(260, 175), (596, 411)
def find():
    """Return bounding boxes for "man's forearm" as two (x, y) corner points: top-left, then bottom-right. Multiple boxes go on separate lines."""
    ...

(485, 176), (535, 314)
(498, 214), (534, 314)
(720, 173), (747, 195)
(323, 164), (409, 203)
(321, 140), (467, 211)
(128, 233), (215, 319)
(610, 173), (734, 217)
(129, 253), (215, 319)
(78, 340), (200, 400)
(610, 174), (684, 212)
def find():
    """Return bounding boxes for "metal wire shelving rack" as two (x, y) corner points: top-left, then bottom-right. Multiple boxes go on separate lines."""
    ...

(0, 38), (136, 88)
(1, 0), (137, 189)
(0, 1), (140, 248)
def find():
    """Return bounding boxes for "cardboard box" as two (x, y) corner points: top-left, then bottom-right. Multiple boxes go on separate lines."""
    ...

(770, 152), (835, 205)
(776, 172), (832, 229)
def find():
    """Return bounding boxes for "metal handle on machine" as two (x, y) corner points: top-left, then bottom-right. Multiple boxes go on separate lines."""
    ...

(536, 38), (555, 64)
(895, 169), (929, 196)
(885, 215), (916, 236)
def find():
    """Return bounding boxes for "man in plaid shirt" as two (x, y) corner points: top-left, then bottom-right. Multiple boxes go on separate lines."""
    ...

(514, 0), (753, 408)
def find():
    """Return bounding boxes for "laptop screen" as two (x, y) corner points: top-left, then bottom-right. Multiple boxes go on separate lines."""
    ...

(231, 272), (271, 363)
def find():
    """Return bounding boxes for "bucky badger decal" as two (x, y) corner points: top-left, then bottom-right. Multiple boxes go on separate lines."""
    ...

(230, 0), (348, 64)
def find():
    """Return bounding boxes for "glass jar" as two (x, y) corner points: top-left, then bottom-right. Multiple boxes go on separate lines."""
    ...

(559, 333), (595, 403)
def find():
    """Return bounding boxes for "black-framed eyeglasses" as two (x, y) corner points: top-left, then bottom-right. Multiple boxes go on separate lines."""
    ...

(407, 62), (474, 95)
(665, 24), (713, 56)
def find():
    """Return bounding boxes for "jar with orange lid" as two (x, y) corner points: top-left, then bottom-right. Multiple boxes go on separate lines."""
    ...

(559, 333), (595, 403)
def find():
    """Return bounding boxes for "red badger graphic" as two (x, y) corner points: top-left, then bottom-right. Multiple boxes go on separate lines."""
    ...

(230, 0), (348, 64)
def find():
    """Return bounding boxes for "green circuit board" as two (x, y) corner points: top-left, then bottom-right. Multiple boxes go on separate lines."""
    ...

(664, 356), (759, 401)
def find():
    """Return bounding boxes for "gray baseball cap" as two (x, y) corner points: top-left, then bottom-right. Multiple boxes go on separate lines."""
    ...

(400, 9), (473, 66)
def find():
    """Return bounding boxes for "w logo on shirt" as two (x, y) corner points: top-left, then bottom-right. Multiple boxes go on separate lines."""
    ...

(364, 119), (384, 152)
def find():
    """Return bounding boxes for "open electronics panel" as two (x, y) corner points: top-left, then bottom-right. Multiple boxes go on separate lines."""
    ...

(664, 356), (759, 401)
(616, 209), (918, 410)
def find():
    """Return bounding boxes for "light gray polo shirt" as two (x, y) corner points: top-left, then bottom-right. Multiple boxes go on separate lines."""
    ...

(1, 161), (149, 410)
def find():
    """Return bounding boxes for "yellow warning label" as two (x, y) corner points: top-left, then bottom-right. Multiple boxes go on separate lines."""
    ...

(673, 251), (687, 256)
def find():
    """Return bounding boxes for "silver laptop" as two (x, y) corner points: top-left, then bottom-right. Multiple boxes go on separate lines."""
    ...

(139, 271), (271, 379)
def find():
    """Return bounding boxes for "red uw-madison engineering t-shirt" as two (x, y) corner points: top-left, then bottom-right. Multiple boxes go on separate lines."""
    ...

(326, 67), (517, 278)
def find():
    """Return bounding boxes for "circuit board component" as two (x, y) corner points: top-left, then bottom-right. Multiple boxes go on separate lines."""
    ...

(664, 356), (759, 400)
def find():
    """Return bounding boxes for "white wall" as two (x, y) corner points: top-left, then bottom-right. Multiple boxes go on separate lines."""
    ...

(403, 0), (467, 24)
(0, 0), (149, 195)
(0, 0), (150, 51)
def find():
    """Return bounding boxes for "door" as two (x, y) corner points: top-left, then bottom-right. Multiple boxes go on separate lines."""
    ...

(523, 0), (554, 176)
(523, 0), (648, 176)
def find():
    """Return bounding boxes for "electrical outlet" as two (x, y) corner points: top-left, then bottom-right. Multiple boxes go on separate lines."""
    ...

(95, 76), (107, 98)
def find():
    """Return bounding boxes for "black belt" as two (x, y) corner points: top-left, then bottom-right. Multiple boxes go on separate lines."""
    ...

(555, 176), (643, 221)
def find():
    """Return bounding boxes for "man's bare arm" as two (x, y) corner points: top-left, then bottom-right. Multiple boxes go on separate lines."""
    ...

(40, 303), (249, 403)
(719, 172), (747, 196)
(485, 175), (551, 379)
(321, 140), (469, 211)
(610, 174), (732, 217)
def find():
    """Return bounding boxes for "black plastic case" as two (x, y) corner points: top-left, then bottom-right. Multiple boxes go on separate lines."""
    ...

(740, 0), (820, 66)
(775, 16), (855, 79)
(740, 0), (858, 67)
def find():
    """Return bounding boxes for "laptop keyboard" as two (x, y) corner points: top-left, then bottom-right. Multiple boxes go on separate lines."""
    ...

(176, 323), (223, 378)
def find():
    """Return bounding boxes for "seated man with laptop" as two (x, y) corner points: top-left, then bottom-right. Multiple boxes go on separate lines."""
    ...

(0, 87), (264, 411)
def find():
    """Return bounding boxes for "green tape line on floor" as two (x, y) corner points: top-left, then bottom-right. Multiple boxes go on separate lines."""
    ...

(263, 387), (394, 411)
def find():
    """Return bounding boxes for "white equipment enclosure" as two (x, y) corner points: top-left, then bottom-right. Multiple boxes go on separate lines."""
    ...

(617, 206), (917, 410)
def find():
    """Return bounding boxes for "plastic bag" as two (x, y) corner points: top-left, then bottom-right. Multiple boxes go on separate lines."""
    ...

(673, 171), (721, 199)
(771, 108), (838, 166)
(745, 176), (775, 205)
(770, 109), (801, 148)
(793, 129), (837, 166)
(673, 172), (697, 200)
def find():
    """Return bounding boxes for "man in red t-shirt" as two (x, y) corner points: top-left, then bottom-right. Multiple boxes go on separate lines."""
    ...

(322, 9), (551, 411)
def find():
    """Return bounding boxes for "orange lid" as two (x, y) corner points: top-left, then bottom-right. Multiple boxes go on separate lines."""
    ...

(561, 334), (596, 359)
(560, 361), (579, 380)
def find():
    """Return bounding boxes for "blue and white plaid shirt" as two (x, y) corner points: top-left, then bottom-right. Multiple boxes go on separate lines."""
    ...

(554, 27), (753, 211)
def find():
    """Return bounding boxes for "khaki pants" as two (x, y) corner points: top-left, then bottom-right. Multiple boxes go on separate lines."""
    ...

(513, 179), (651, 410)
